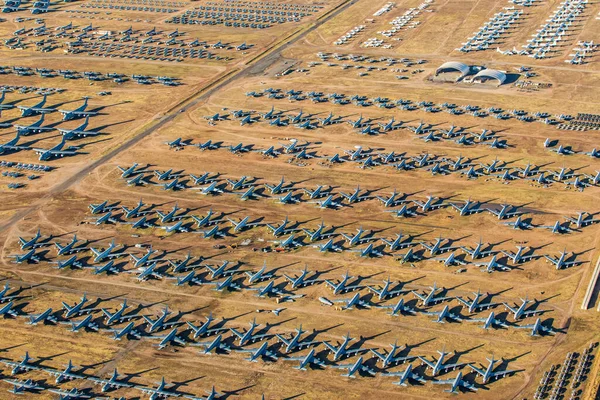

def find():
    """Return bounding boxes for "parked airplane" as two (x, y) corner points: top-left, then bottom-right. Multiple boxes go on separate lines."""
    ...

(412, 283), (453, 307)
(469, 355), (518, 384)
(89, 368), (134, 392)
(287, 348), (327, 370)
(59, 98), (98, 121)
(433, 372), (477, 394)
(33, 137), (78, 161)
(382, 363), (426, 386)
(419, 348), (468, 376)
(503, 297), (545, 320)
(515, 318), (558, 336)
(544, 248), (585, 269)
(323, 332), (368, 361)
(467, 311), (509, 330)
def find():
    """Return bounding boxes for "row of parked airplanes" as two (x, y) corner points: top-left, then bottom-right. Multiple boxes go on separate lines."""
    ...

(160, 136), (600, 189)
(245, 87), (575, 125)
(0, 284), (543, 393)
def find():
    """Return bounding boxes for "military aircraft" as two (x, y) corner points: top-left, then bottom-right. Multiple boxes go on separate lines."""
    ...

(4, 378), (45, 395)
(59, 98), (98, 121)
(323, 332), (369, 361)
(193, 334), (231, 355)
(0, 283), (21, 303)
(89, 368), (133, 392)
(544, 248), (586, 269)
(55, 234), (88, 256)
(62, 293), (99, 319)
(59, 117), (100, 140)
(433, 372), (477, 393)
(368, 277), (410, 301)
(370, 341), (419, 368)
(467, 311), (509, 330)
(287, 348), (327, 370)
(117, 163), (145, 179)
(48, 387), (91, 399)
(17, 229), (46, 250)
(310, 195), (343, 209)
(469, 355), (518, 384)
(457, 290), (498, 314)
(205, 261), (238, 279)
(419, 348), (469, 377)
(186, 313), (228, 339)
(150, 327), (186, 350)
(339, 186), (370, 204)
(33, 137), (78, 161)
(245, 280), (286, 298)
(45, 360), (86, 383)
(0, 301), (18, 318)
(503, 216), (533, 230)
(236, 341), (279, 362)
(501, 246), (539, 264)
(102, 299), (142, 326)
(412, 283), (453, 307)
(475, 255), (511, 273)
(341, 226), (378, 247)
(451, 199), (485, 216)
(8, 249), (41, 264)
(320, 292), (371, 310)
(1, 352), (40, 375)
(515, 318), (558, 336)
(139, 377), (182, 399)
(503, 297), (546, 320)
(375, 297), (418, 316)
(68, 317), (98, 333)
(487, 204), (525, 220)
(325, 271), (364, 295)
(276, 324), (320, 353)
(382, 364), (426, 386)
(422, 305), (463, 323)
(564, 212), (599, 229)
(412, 196), (446, 212)
(0, 132), (30, 155)
(143, 306), (182, 333)
(17, 94), (54, 117)
(105, 321), (142, 341)
(230, 318), (272, 346)
(330, 356), (376, 378)
(284, 265), (323, 289)
(422, 236), (459, 256)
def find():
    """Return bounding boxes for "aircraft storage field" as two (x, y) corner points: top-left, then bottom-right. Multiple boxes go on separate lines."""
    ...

(0, 0), (599, 399)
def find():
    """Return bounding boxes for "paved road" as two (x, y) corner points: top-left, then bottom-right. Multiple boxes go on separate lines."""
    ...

(0, 0), (357, 233)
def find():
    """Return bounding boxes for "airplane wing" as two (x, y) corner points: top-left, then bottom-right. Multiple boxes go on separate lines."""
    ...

(468, 364), (486, 377)
(322, 341), (338, 353)
(418, 356), (436, 369)
(440, 362), (468, 373)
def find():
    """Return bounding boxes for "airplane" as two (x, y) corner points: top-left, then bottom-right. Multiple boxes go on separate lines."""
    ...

(368, 277), (410, 301)
(227, 216), (261, 233)
(105, 321), (142, 341)
(503, 216), (533, 230)
(379, 117), (403, 132)
(45, 360), (85, 383)
(156, 204), (187, 224)
(375, 298), (417, 316)
(467, 311), (509, 330)
(89, 240), (128, 263)
(314, 238), (343, 253)
(287, 347), (327, 370)
(1, 352), (42, 375)
(475, 255), (511, 273)
(469, 355), (518, 384)
(62, 294), (99, 319)
(339, 186), (369, 203)
(460, 239), (498, 260)
(515, 318), (558, 336)
(266, 216), (297, 237)
(230, 318), (272, 346)
(351, 243), (383, 258)
(130, 247), (160, 268)
(150, 328), (186, 350)
(451, 199), (484, 216)
(501, 246), (539, 265)
(270, 234), (303, 249)
(0, 284), (21, 304)
(565, 212), (599, 229)
(48, 388), (91, 399)
(89, 211), (120, 226)
(0, 301), (18, 318)
(102, 299), (142, 326)
(237, 186), (258, 201)
(59, 98), (98, 121)
(66, 314), (99, 332)
(544, 248), (586, 269)
(117, 163), (143, 179)
(193, 334), (231, 355)
(90, 200), (118, 214)
(121, 198), (150, 219)
(195, 139), (220, 151)
(422, 305), (463, 323)
(457, 290), (498, 314)
(139, 377), (182, 400)
(236, 341), (279, 362)
(18, 229), (46, 250)
(330, 356), (376, 378)
(17, 94), (54, 117)
(422, 236), (459, 256)
(205, 261), (238, 279)
(0, 132), (30, 155)
(284, 265), (323, 289)
(487, 204), (525, 220)
(8, 249), (41, 264)
(189, 172), (219, 186)
(323, 332), (368, 361)
(538, 221), (573, 234)
(385, 204), (418, 218)
(412, 283), (453, 307)
(3, 378), (45, 395)
(55, 234), (88, 256)
(432, 371), (477, 394)
(382, 363), (426, 386)
(375, 190), (409, 208)
(419, 348), (469, 377)
(370, 341), (419, 368)
(245, 280), (286, 298)
(186, 313), (228, 339)
(51, 255), (83, 270)
(246, 261), (276, 284)
(503, 297), (545, 320)
(33, 137), (78, 161)
(209, 275), (241, 292)
(143, 306), (182, 334)
(321, 292), (371, 310)
(325, 271), (363, 295)
(89, 368), (134, 392)
(228, 142), (253, 154)
(412, 196), (446, 212)
(341, 226), (377, 247)
(310, 195), (342, 209)
(275, 324), (320, 353)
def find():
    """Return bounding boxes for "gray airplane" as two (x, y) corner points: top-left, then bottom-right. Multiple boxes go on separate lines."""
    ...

(236, 341), (278, 362)
(102, 299), (142, 326)
(45, 360), (85, 383)
(1, 352), (40, 375)
(330, 356), (376, 378)
(193, 334), (231, 355)
(4, 378), (45, 395)
(467, 311), (509, 330)
(544, 248), (585, 269)
(286, 348), (327, 370)
(62, 293), (99, 319)
(325, 271), (364, 295)
(412, 282), (453, 307)
(89, 368), (134, 392)
(150, 328), (186, 350)
(375, 298), (417, 316)
(421, 236), (459, 256)
(501, 246), (539, 265)
(422, 305), (463, 323)
(275, 324), (320, 353)
(230, 318), (272, 346)
(284, 265), (323, 289)
(503, 297), (545, 320)
(8, 249), (41, 264)
(475, 255), (511, 273)
(368, 277), (410, 301)
(143, 306), (181, 333)
(457, 290), (498, 313)
(469, 355), (518, 384)
(515, 318), (558, 336)
(433, 372), (477, 394)
(370, 341), (419, 368)
(187, 313), (229, 339)
(0, 132), (30, 155)
(89, 240), (128, 263)
(382, 363), (426, 386)
(320, 292), (371, 310)
(323, 332), (369, 361)
(419, 348), (469, 377)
